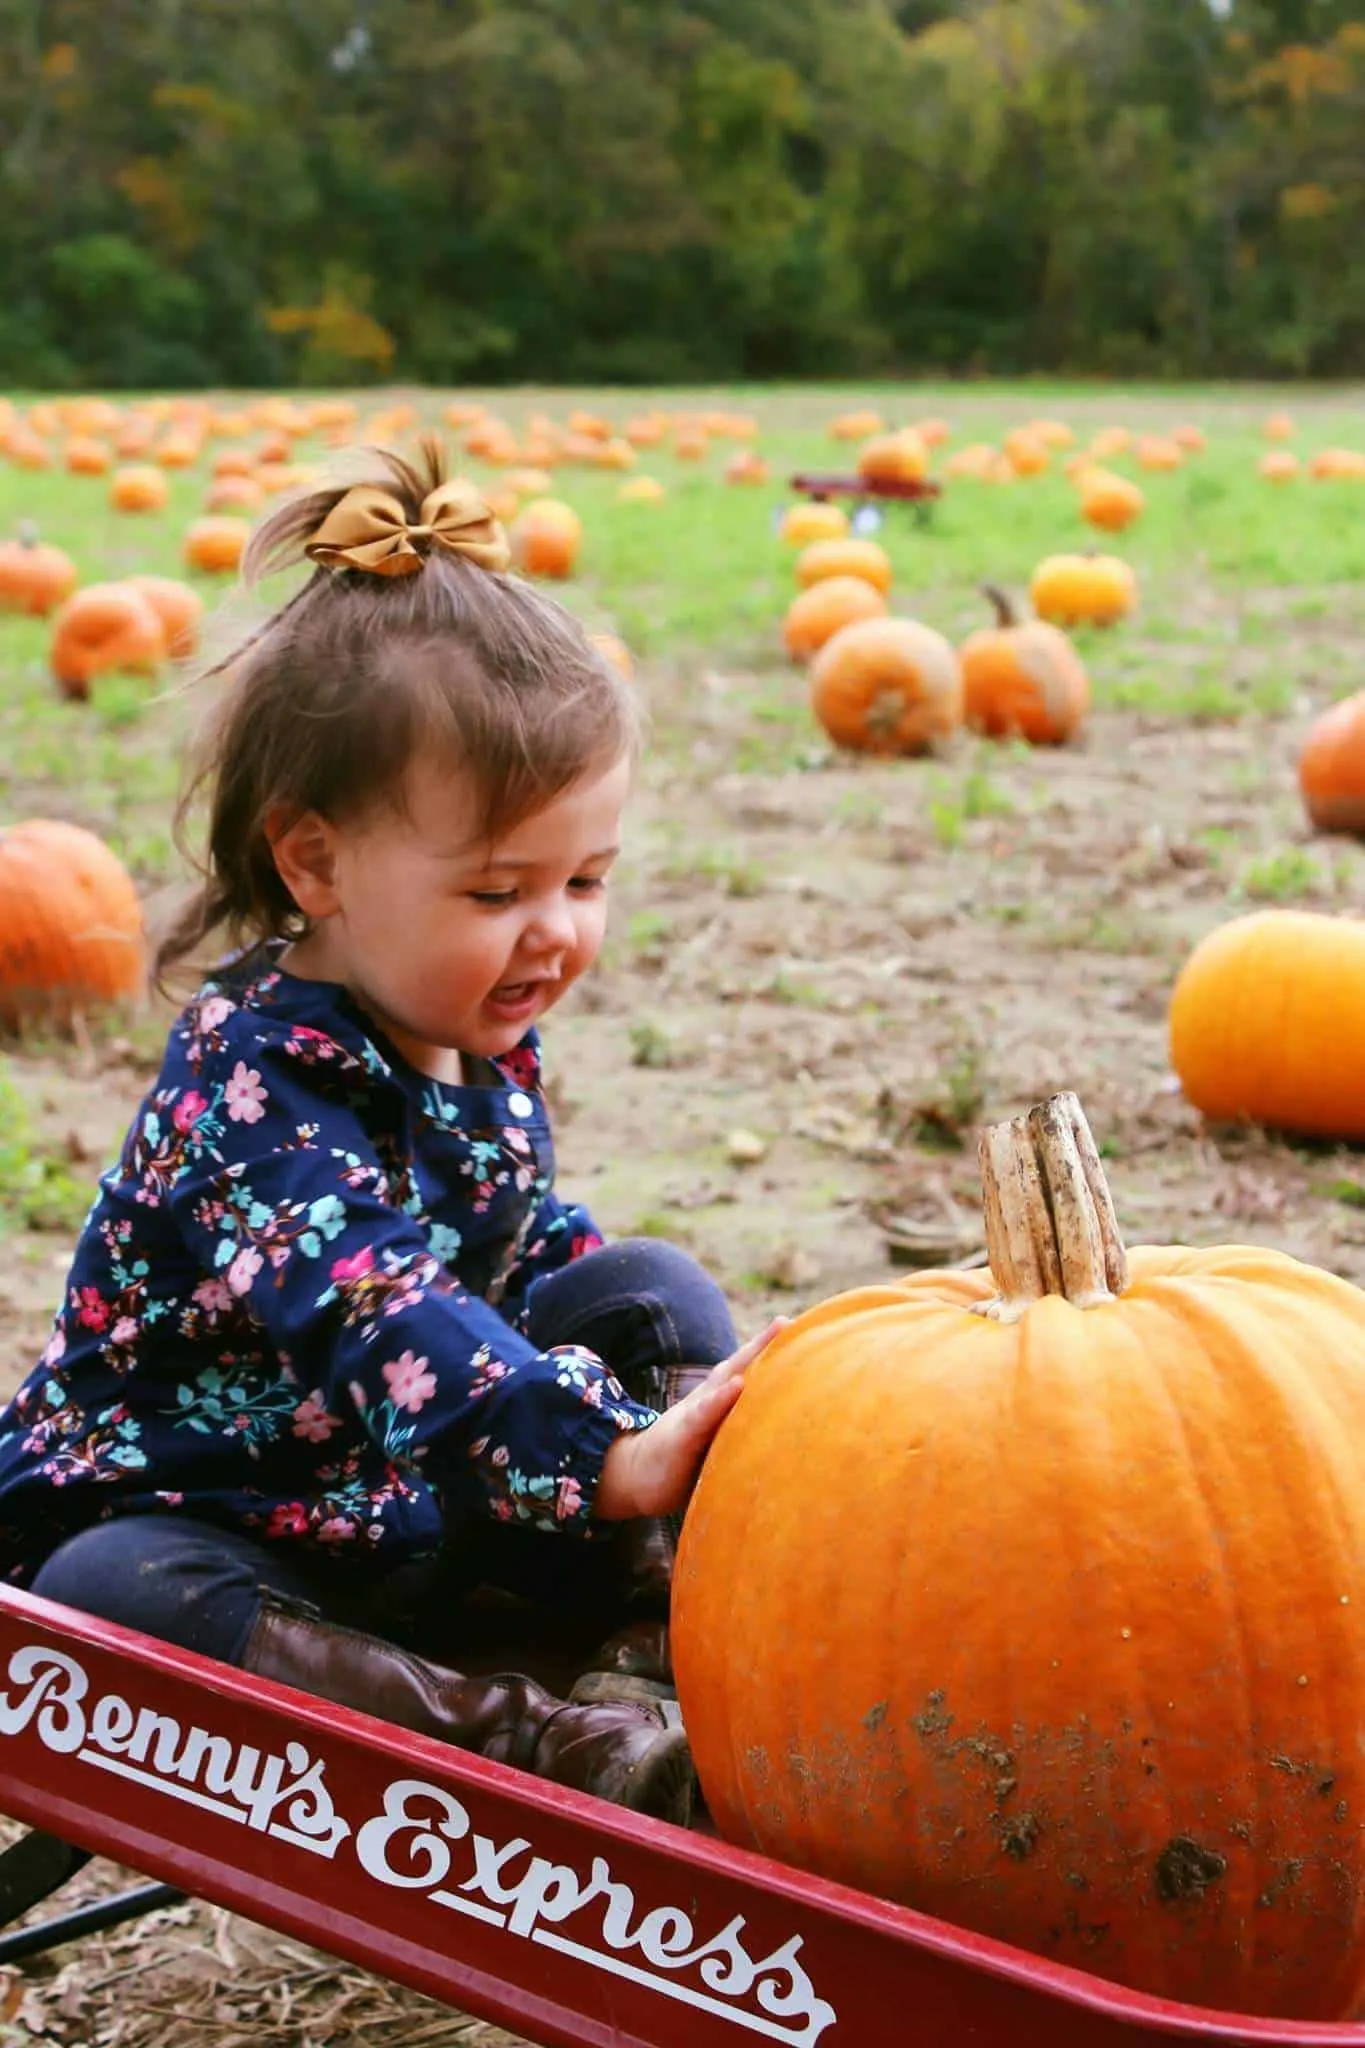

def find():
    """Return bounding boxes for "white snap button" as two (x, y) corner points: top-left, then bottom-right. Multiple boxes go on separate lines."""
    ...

(507, 1091), (534, 1118)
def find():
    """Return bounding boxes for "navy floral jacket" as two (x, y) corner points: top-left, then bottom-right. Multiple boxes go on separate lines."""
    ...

(0, 945), (656, 1586)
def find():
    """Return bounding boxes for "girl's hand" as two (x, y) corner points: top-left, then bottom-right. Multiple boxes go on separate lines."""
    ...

(594, 1318), (788, 1522)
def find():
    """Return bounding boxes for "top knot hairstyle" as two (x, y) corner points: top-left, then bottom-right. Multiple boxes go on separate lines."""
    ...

(156, 436), (638, 992)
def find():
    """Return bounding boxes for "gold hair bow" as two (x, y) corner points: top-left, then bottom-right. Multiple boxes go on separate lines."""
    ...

(304, 479), (510, 578)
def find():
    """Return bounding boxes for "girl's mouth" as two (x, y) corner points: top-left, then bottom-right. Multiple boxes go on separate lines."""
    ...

(485, 979), (551, 1018)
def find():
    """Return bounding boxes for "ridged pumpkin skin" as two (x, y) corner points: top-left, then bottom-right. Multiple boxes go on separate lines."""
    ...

(780, 503), (849, 546)
(1299, 692), (1365, 837)
(49, 583), (166, 701)
(794, 537), (893, 594)
(0, 820), (146, 1031)
(674, 1246), (1365, 2020)
(110, 464), (169, 513)
(810, 616), (962, 754)
(783, 576), (888, 662)
(857, 430), (928, 484)
(1169, 909), (1365, 1141)
(960, 589), (1090, 745)
(509, 499), (581, 578)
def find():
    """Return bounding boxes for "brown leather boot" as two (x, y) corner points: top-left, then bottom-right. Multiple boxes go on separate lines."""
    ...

(571, 1364), (709, 1707)
(242, 1589), (695, 1824)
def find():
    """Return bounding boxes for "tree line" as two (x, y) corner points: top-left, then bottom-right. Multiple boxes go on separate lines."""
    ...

(1, 0), (1362, 390)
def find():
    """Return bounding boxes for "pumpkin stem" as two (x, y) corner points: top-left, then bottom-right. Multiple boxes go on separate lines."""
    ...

(981, 583), (1016, 630)
(972, 1091), (1128, 1322)
(16, 521), (38, 551)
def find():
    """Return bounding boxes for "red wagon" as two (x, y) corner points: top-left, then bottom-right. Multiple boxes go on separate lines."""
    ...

(788, 472), (942, 528)
(0, 1583), (1359, 2047)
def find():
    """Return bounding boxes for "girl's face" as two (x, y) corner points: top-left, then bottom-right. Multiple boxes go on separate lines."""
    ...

(273, 751), (630, 1079)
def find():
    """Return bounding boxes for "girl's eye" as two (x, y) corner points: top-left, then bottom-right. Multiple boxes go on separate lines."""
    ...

(469, 890), (517, 908)
(569, 875), (608, 895)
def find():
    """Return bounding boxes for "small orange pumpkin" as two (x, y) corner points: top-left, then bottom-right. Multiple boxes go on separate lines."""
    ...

(829, 409), (883, 442)
(110, 465), (170, 514)
(153, 432), (202, 469)
(509, 499), (581, 579)
(724, 450), (769, 486)
(1031, 551), (1137, 628)
(184, 517), (251, 575)
(857, 430), (928, 485)
(780, 502), (849, 546)
(1260, 451), (1300, 484)
(126, 575), (205, 658)
(783, 576), (888, 662)
(1079, 467), (1145, 533)
(1263, 411), (1296, 441)
(809, 616), (962, 754)
(1135, 435), (1184, 472)
(0, 527), (79, 617)
(1003, 429), (1050, 477)
(1170, 910), (1365, 1141)
(959, 585), (1090, 745)
(206, 475), (265, 514)
(50, 583), (166, 701)
(1299, 692), (1365, 838)
(63, 436), (112, 476)
(0, 820), (146, 1032)
(618, 476), (666, 505)
(794, 537), (893, 595)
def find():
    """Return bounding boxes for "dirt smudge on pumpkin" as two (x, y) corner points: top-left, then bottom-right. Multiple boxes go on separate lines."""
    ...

(999, 1810), (1040, 1861)
(1257, 1859), (1304, 1910)
(1154, 1835), (1228, 1903)
(912, 1689), (953, 1741)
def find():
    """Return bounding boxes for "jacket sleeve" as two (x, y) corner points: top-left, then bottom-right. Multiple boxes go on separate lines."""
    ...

(163, 1025), (654, 1535)
(498, 1187), (606, 1320)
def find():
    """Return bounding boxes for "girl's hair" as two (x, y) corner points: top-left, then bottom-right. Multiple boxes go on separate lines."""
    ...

(155, 435), (638, 994)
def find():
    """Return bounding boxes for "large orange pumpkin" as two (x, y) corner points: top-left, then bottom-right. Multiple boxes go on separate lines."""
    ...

(674, 1089), (1365, 2021)
(0, 820), (146, 1031)
(1299, 692), (1365, 837)
(50, 583), (166, 702)
(809, 616), (962, 754)
(959, 586), (1090, 745)
(1169, 909), (1365, 1141)
(782, 576), (888, 662)
(0, 528), (78, 617)
(1031, 552), (1137, 628)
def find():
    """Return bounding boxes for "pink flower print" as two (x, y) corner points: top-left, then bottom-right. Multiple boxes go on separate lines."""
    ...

(331, 1246), (375, 1285)
(266, 1502), (310, 1539)
(193, 1277), (233, 1316)
(293, 1393), (341, 1443)
(290, 1026), (336, 1055)
(381, 1350), (437, 1414)
(197, 996), (233, 1033)
(40, 1326), (66, 1368)
(224, 1061), (268, 1124)
(317, 1517), (356, 1544)
(348, 1379), (368, 1413)
(556, 1476), (583, 1521)
(172, 1090), (209, 1133)
(76, 1287), (110, 1332)
(110, 1317), (139, 1346)
(155, 1490), (185, 1506)
(227, 1245), (264, 1297)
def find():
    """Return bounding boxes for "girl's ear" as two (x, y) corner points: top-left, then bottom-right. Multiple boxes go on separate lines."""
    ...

(267, 806), (342, 921)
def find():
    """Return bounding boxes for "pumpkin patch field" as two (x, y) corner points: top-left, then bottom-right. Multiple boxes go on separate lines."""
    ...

(5, 378), (1365, 2038)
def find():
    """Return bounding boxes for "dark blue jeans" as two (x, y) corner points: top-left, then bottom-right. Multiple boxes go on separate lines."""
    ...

(31, 1238), (736, 1669)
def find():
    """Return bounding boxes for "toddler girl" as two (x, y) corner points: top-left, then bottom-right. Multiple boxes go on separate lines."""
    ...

(0, 441), (779, 1827)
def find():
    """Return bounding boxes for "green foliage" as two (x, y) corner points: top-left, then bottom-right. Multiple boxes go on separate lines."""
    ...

(2, 1), (1364, 385)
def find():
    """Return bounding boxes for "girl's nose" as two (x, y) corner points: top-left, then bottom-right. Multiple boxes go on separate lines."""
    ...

(525, 897), (578, 953)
